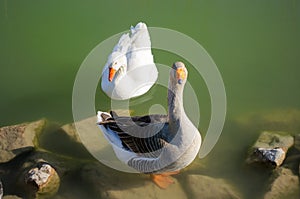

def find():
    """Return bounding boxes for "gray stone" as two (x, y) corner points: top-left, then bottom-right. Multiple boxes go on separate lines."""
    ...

(0, 120), (46, 163)
(251, 147), (286, 167)
(2, 151), (81, 199)
(264, 168), (299, 199)
(187, 175), (242, 199)
(246, 131), (294, 167)
(80, 163), (187, 199)
(24, 163), (60, 198)
(19, 151), (70, 177)
(25, 164), (54, 187)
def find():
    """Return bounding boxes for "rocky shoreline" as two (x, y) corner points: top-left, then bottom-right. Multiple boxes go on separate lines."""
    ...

(1, 109), (300, 199)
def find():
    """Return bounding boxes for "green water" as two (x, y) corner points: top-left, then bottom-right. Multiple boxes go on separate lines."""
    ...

(1, 1), (300, 198)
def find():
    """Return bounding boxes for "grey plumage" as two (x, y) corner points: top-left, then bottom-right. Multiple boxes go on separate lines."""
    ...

(97, 62), (202, 174)
(100, 112), (169, 158)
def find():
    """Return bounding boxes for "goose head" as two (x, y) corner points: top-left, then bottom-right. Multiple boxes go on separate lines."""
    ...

(108, 52), (127, 82)
(170, 61), (188, 85)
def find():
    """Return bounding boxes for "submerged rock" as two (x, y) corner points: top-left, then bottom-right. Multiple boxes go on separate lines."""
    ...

(264, 168), (299, 199)
(36, 120), (93, 160)
(61, 111), (131, 144)
(61, 116), (97, 144)
(2, 196), (23, 199)
(294, 134), (300, 151)
(81, 163), (187, 199)
(60, 123), (81, 143)
(0, 120), (46, 163)
(187, 175), (242, 199)
(246, 131), (294, 167)
(24, 163), (60, 198)
(105, 181), (187, 199)
(4, 150), (86, 199)
(236, 109), (300, 133)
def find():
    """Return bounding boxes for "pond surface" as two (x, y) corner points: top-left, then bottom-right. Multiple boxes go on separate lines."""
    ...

(1, 1), (300, 198)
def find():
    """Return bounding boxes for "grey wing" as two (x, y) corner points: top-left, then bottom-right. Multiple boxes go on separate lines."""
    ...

(116, 129), (168, 158)
(101, 112), (169, 157)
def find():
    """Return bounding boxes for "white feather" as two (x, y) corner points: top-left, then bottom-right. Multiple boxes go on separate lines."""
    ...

(101, 22), (158, 100)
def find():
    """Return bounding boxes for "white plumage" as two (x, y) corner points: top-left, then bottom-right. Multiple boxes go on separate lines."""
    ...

(101, 22), (158, 100)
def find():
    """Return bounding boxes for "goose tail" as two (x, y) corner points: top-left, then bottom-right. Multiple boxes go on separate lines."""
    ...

(97, 111), (111, 124)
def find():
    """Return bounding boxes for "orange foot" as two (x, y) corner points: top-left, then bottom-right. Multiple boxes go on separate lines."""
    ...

(150, 170), (180, 189)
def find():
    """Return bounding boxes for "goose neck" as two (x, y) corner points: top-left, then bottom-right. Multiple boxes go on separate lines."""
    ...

(168, 83), (185, 125)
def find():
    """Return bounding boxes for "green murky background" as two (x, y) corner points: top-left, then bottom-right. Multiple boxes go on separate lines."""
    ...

(1, 1), (300, 198)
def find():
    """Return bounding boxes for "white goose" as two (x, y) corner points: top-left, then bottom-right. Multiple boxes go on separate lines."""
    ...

(97, 62), (202, 189)
(101, 22), (158, 100)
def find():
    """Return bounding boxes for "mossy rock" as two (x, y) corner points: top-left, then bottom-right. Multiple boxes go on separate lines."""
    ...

(24, 163), (60, 199)
(246, 131), (294, 167)
(80, 162), (188, 199)
(264, 168), (299, 199)
(0, 120), (47, 163)
(187, 174), (242, 199)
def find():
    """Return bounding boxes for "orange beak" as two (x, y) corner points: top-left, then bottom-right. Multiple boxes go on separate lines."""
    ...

(176, 68), (186, 84)
(108, 68), (116, 82)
